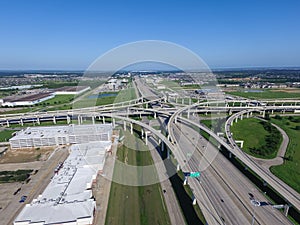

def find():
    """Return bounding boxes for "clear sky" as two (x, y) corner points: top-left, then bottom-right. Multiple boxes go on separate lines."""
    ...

(0, 0), (300, 70)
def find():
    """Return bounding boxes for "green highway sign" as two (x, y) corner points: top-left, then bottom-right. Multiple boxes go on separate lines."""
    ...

(190, 172), (201, 178)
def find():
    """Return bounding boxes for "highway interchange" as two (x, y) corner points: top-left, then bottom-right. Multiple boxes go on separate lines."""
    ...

(1, 77), (300, 225)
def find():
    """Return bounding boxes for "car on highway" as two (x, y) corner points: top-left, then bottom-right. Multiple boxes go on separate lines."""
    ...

(19, 195), (27, 203)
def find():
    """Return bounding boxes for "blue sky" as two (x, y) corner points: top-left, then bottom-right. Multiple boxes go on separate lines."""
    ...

(0, 0), (299, 70)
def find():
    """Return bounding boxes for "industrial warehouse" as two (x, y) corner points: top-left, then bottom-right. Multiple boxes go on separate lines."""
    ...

(9, 124), (112, 149)
(13, 141), (112, 225)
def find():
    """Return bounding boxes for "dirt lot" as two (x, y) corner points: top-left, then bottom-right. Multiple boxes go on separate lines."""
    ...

(0, 146), (55, 164)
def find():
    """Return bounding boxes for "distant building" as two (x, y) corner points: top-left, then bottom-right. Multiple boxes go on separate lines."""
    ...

(54, 86), (90, 95)
(14, 141), (112, 225)
(9, 124), (112, 149)
(2, 92), (55, 107)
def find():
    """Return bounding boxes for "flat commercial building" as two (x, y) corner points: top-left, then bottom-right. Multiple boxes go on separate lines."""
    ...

(2, 92), (55, 107)
(9, 124), (112, 149)
(14, 141), (112, 225)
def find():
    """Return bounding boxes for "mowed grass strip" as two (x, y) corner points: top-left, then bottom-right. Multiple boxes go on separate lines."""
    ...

(105, 131), (171, 225)
(270, 116), (300, 193)
(231, 118), (272, 158)
(227, 89), (300, 99)
(0, 129), (17, 142)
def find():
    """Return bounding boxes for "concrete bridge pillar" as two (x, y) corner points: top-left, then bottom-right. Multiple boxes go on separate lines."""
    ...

(182, 98), (184, 105)
(167, 148), (170, 159)
(92, 116), (95, 125)
(240, 114), (243, 120)
(284, 204), (290, 217)
(141, 129), (144, 139)
(192, 196), (197, 205)
(235, 117), (238, 123)
(130, 123), (133, 134)
(123, 121), (126, 131)
(102, 116), (105, 124)
(175, 97), (178, 104)
(6, 120), (9, 127)
(229, 152), (232, 158)
(189, 98), (192, 105)
(53, 116), (56, 124)
(240, 102), (242, 107)
(81, 116), (83, 124)
(66, 116), (70, 124)
(112, 118), (115, 128)
(232, 102), (235, 107)
(145, 131), (150, 145)
(229, 109), (232, 115)
(177, 164), (180, 171)
(20, 118), (24, 126)
(205, 111), (208, 116)
(250, 112), (253, 116)
(271, 110), (274, 114)
(154, 112), (157, 119)
(184, 176), (188, 185)
(37, 117), (40, 125)
(187, 109), (190, 119)
(231, 120), (233, 126)
(145, 103), (148, 109)
(78, 115), (81, 125)
(246, 113), (249, 118)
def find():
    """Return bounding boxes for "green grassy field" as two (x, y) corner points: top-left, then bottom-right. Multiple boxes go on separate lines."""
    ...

(0, 129), (18, 142)
(114, 87), (137, 103)
(270, 116), (300, 193)
(230, 118), (281, 159)
(0, 169), (33, 183)
(40, 94), (75, 105)
(228, 89), (300, 99)
(105, 131), (171, 225)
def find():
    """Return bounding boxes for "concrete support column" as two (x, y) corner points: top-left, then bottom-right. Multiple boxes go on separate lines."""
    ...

(176, 164), (180, 171)
(78, 115), (81, 125)
(189, 98), (192, 105)
(20, 119), (24, 126)
(6, 120), (9, 127)
(235, 117), (238, 123)
(167, 148), (170, 159)
(154, 112), (157, 119)
(229, 152), (232, 158)
(240, 114), (243, 120)
(80, 116), (83, 124)
(175, 97), (178, 104)
(246, 113), (249, 118)
(262, 111), (265, 118)
(92, 116), (95, 125)
(145, 131), (150, 145)
(66, 116), (70, 124)
(53, 116), (56, 124)
(182, 98), (184, 105)
(284, 204), (290, 217)
(192, 196), (197, 205)
(240, 102), (242, 107)
(141, 129), (144, 139)
(130, 123), (133, 134)
(184, 176), (188, 185)
(123, 121), (126, 131)
(37, 117), (40, 125)
(112, 118), (115, 128)
(229, 109), (232, 115)
(161, 141), (164, 151)
(102, 116), (105, 124)
(271, 110), (274, 114)
(231, 120), (233, 126)
(250, 112), (253, 116)
(187, 109), (190, 119)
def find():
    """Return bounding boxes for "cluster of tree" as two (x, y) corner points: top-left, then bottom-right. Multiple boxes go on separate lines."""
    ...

(0, 170), (33, 183)
(249, 121), (281, 157)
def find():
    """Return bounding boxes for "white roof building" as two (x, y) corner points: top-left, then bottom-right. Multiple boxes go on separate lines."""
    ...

(14, 141), (111, 225)
(9, 124), (112, 149)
